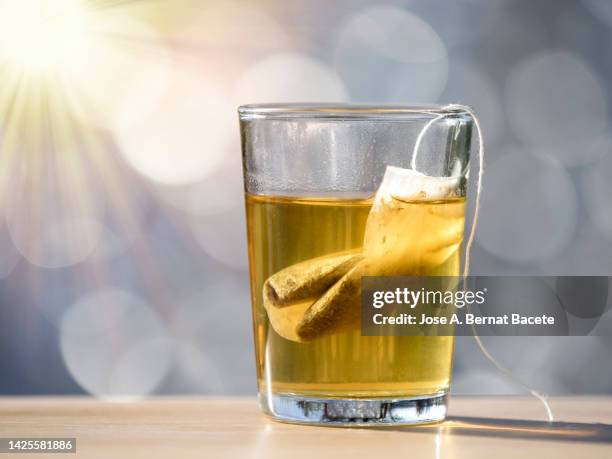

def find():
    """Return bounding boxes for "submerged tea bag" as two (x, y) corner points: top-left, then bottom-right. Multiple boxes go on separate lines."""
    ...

(263, 250), (363, 342)
(263, 296), (313, 343)
(264, 250), (363, 307)
(264, 166), (465, 342)
(296, 263), (364, 341)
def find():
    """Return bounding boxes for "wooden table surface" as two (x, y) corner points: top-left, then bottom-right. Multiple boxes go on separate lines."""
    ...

(1, 396), (611, 458)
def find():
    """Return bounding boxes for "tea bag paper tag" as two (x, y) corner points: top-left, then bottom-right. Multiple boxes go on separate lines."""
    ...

(373, 166), (460, 211)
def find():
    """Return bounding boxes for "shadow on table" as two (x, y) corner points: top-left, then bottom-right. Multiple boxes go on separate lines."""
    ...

(407, 416), (612, 444)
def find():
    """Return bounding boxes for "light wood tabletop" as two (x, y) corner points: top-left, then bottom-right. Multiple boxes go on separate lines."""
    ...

(1, 396), (611, 458)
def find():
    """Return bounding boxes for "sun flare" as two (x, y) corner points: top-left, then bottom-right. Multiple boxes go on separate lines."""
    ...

(0, 0), (173, 271)
(0, 0), (92, 74)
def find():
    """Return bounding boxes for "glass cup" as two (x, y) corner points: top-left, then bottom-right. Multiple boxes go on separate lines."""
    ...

(239, 103), (474, 426)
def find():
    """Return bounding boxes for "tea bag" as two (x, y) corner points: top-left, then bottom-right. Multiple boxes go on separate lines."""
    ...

(264, 250), (363, 307)
(296, 263), (364, 341)
(263, 297), (313, 343)
(362, 166), (464, 276)
(296, 167), (464, 339)
(264, 166), (464, 342)
(370, 166), (460, 212)
(263, 251), (363, 342)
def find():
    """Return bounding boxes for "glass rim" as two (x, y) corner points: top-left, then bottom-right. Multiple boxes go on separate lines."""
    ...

(238, 103), (472, 121)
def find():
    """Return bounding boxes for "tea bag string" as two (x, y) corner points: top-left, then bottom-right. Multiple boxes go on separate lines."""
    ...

(412, 105), (554, 423)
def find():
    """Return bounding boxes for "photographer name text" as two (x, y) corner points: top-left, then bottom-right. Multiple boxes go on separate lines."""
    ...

(372, 313), (555, 326)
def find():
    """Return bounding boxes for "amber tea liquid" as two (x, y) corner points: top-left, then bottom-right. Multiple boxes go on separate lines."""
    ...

(246, 193), (465, 398)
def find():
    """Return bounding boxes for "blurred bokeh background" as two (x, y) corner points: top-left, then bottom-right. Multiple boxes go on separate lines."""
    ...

(1, 0), (611, 398)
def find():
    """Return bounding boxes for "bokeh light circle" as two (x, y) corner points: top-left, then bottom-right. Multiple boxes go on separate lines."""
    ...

(62, 14), (173, 132)
(583, 0), (612, 29)
(172, 341), (225, 394)
(116, 69), (232, 186)
(333, 6), (448, 102)
(400, 0), (504, 49)
(178, 0), (290, 57)
(11, 218), (104, 269)
(534, 224), (612, 275)
(60, 289), (170, 399)
(156, 158), (244, 217)
(172, 280), (254, 393)
(515, 336), (612, 393)
(477, 151), (578, 263)
(440, 62), (504, 146)
(5, 158), (106, 269)
(581, 153), (612, 241)
(0, 228), (20, 279)
(190, 207), (248, 271)
(505, 51), (608, 166)
(233, 52), (348, 103)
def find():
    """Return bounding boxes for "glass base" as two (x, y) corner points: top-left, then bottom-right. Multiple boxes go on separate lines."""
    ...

(259, 391), (448, 426)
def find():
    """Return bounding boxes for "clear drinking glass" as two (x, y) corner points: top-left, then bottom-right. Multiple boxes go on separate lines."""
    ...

(239, 103), (474, 425)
